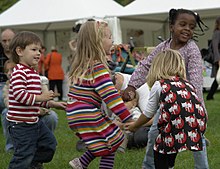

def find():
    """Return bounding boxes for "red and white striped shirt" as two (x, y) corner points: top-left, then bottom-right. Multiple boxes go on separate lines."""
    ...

(7, 64), (48, 123)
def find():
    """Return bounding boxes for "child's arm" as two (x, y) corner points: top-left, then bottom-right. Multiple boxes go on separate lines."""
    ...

(48, 100), (67, 110)
(35, 90), (56, 102)
(126, 81), (162, 130)
(126, 113), (151, 132)
(142, 116), (154, 127)
(93, 63), (132, 123)
(124, 97), (138, 110)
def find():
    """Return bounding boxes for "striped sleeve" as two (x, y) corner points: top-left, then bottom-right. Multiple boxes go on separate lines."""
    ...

(128, 41), (166, 89)
(11, 70), (35, 105)
(93, 63), (132, 122)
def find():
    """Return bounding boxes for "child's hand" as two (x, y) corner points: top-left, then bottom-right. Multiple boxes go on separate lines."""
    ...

(49, 100), (67, 110)
(124, 121), (137, 132)
(36, 90), (56, 102)
(39, 108), (50, 116)
(122, 86), (136, 102)
(113, 119), (124, 129)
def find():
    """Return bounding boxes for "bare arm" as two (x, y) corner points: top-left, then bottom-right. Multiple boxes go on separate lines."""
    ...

(35, 90), (56, 102)
(126, 114), (151, 132)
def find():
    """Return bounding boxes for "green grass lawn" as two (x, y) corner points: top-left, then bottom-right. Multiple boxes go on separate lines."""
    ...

(0, 91), (220, 169)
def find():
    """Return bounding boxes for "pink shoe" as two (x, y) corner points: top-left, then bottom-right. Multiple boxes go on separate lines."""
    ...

(69, 158), (83, 169)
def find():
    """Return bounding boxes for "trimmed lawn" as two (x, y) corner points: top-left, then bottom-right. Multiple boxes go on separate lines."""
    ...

(0, 91), (220, 168)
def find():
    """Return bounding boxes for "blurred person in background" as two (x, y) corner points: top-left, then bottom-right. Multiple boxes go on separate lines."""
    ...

(45, 46), (64, 101)
(0, 29), (15, 115)
(206, 17), (220, 100)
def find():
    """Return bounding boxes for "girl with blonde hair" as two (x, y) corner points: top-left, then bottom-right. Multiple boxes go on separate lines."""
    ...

(67, 21), (132, 169)
(146, 49), (186, 88)
(126, 49), (207, 169)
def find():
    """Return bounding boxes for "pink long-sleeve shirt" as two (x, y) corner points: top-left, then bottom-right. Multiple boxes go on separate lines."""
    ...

(129, 39), (205, 105)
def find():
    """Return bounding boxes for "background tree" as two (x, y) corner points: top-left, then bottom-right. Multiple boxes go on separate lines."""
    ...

(0, 0), (18, 14)
(114, 0), (134, 6)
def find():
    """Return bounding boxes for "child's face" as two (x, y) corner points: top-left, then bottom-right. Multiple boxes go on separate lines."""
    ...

(17, 43), (41, 67)
(170, 13), (196, 44)
(102, 27), (113, 55)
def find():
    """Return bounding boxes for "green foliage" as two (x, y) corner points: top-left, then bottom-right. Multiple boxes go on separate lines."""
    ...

(0, 0), (18, 14)
(114, 0), (134, 6)
(0, 91), (220, 168)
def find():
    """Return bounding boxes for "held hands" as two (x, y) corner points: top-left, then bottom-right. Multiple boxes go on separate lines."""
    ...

(39, 108), (50, 116)
(48, 100), (67, 110)
(113, 118), (135, 131)
(124, 121), (137, 132)
(113, 119), (124, 130)
(122, 86), (136, 102)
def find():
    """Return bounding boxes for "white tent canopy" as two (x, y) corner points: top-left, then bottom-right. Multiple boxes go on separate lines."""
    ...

(0, 0), (123, 31)
(118, 0), (220, 19)
(1, 0), (220, 47)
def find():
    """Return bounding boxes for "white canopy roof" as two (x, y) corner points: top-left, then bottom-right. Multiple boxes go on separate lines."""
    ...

(118, 0), (220, 21)
(0, 0), (123, 30)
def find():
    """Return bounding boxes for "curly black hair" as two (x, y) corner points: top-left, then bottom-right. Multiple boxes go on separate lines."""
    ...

(169, 8), (209, 40)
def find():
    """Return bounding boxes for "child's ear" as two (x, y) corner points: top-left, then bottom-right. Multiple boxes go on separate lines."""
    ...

(170, 25), (174, 33)
(15, 46), (23, 56)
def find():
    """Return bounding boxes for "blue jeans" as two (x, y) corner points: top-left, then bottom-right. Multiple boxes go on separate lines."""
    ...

(40, 110), (58, 132)
(142, 110), (209, 169)
(8, 120), (57, 169)
(142, 110), (160, 169)
(193, 137), (209, 169)
(2, 109), (58, 152)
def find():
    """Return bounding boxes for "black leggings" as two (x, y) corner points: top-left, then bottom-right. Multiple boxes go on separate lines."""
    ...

(49, 80), (63, 100)
(154, 150), (177, 169)
(206, 79), (218, 99)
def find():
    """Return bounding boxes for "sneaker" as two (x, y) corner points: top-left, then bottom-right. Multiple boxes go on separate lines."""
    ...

(117, 146), (126, 153)
(69, 158), (83, 169)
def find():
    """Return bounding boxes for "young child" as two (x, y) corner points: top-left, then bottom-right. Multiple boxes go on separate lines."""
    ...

(112, 72), (140, 118)
(2, 61), (58, 153)
(7, 31), (66, 169)
(66, 21), (132, 169)
(126, 49), (207, 169)
(111, 72), (152, 151)
(123, 8), (209, 169)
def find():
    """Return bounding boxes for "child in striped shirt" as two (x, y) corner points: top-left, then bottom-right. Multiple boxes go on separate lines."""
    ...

(7, 31), (66, 169)
(67, 20), (132, 169)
